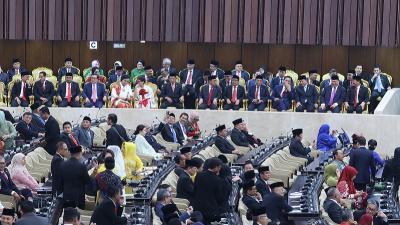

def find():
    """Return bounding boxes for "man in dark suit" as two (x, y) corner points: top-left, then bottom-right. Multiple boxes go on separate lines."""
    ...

(60, 121), (80, 149)
(180, 59), (201, 109)
(369, 65), (391, 113)
(33, 71), (55, 107)
(295, 75), (318, 112)
(223, 75), (245, 110)
(289, 129), (313, 163)
(194, 70), (209, 97)
(231, 60), (250, 82)
(230, 118), (250, 147)
(51, 141), (69, 196)
(57, 72), (81, 107)
(308, 69), (320, 86)
(263, 181), (293, 225)
(160, 73), (184, 109)
(176, 159), (198, 203)
(210, 60), (225, 80)
(91, 186), (126, 225)
(106, 113), (130, 148)
(15, 112), (43, 141)
(323, 187), (346, 224)
(174, 113), (189, 142)
(39, 107), (61, 155)
(107, 66), (126, 89)
(219, 70), (233, 95)
(82, 74), (107, 108)
(193, 158), (224, 223)
(343, 70), (354, 90)
(319, 75), (346, 113)
(345, 75), (369, 114)
(198, 75), (221, 110)
(60, 145), (93, 209)
(157, 58), (177, 77)
(10, 71), (32, 107)
(242, 180), (266, 221)
(270, 66), (287, 90)
(144, 65), (157, 84)
(73, 116), (94, 148)
(349, 136), (376, 191)
(0, 156), (24, 201)
(161, 113), (183, 145)
(214, 124), (242, 155)
(16, 200), (49, 225)
(355, 65), (371, 83)
(272, 76), (295, 111)
(30, 103), (45, 132)
(57, 57), (80, 82)
(7, 58), (27, 80)
(256, 166), (271, 197)
(248, 75), (269, 111)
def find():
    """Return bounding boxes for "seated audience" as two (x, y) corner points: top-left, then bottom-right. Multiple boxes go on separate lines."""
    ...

(219, 70), (233, 95)
(197, 75), (221, 110)
(295, 74), (318, 112)
(91, 186), (127, 225)
(194, 70), (209, 96)
(0, 208), (16, 225)
(155, 189), (195, 224)
(369, 65), (391, 113)
(144, 65), (157, 84)
(242, 180), (266, 217)
(176, 159), (199, 202)
(130, 59), (145, 82)
(84, 60), (105, 79)
(7, 58), (27, 79)
(187, 112), (201, 140)
(10, 71), (32, 107)
(51, 142), (69, 196)
(144, 125), (166, 153)
(57, 72), (81, 107)
(107, 65), (125, 88)
(0, 155), (28, 201)
(323, 187), (346, 224)
(308, 69), (320, 86)
(16, 200), (49, 225)
(96, 157), (123, 201)
(60, 121), (80, 148)
(337, 166), (368, 209)
(161, 113), (183, 145)
(324, 164), (339, 187)
(289, 128), (313, 163)
(134, 125), (163, 160)
(73, 116), (94, 148)
(180, 147), (193, 160)
(355, 65), (370, 82)
(256, 166), (272, 197)
(343, 70), (354, 90)
(63, 207), (81, 225)
(16, 112), (43, 141)
(319, 74), (346, 113)
(345, 75), (369, 114)
(0, 111), (17, 151)
(242, 123), (263, 147)
(316, 124), (338, 152)
(106, 113), (130, 148)
(108, 61), (127, 77)
(248, 75), (269, 111)
(111, 74), (133, 108)
(271, 66), (287, 90)
(223, 75), (245, 110)
(9, 153), (40, 193)
(180, 59), (201, 109)
(122, 142), (143, 180)
(320, 69), (343, 90)
(33, 71), (55, 107)
(0, 66), (11, 85)
(359, 199), (389, 225)
(156, 68), (170, 91)
(232, 60), (250, 82)
(175, 113), (189, 141)
(133, 76), (156, 109)
(272, 76), (295, 111)
(58, 57), (80, 82)
(263, 181), (293, 225)
(332, 149), (347, 172)
(247, 69), (268, 89)
(214, 125), (242, 155)
(210, 60), (224, 80)
(82, 74), (107, 108)
(368, 139), (384, 168)
(157, 58), (177, 76)
(29, 103), (45, 132)
(231, 118), (250, 147)
(160, 73), (184, 109)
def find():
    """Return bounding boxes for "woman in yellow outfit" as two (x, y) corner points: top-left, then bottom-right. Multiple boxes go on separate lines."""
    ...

(122, 142), (143, 180)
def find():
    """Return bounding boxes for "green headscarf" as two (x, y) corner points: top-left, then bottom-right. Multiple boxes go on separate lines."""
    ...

(324, 163), (339, 187)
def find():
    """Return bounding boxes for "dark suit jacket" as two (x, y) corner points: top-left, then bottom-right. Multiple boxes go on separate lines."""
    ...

(271, 76), (286, 90)
(15, 212), (49, 225)
(7, 68), (27, 78)
(44, 116), (61, 155)
(60, 132), (80, 149)
(60, 157), (92, 209)
(272, 85), (295, 106)
(31, 113), (45, 132)
(370, 74), (391, 92)
(224, 85), (245, 103)
(51, 153), (64, 196)
(176, 172), (195, 203)
(323, 199), (344, 224)
(248, 84), (269, 103)
(145, 133), (165, 151)
(16, 121), (39, 141)
(194, 78), (208, 96)
(263, 192), (293, 223)
(58, 67), (80, 81)
(156, 67), (177, 76)
(74, 126), (94, 148)
(82, 82), (107, 102)
(230, 128), (249, 147)
(242, 194), (266, 213)
(161, 82), (183, 103)
(346, 85), (369, 106)
(231, 70), (250, 82)
(57, 81), (81, 100)
(255, 178), (271, 197)
(212, 68), (225, 80)
(0, 168), (20, 195)
(91, 198), (125, 225)
(289, 138), (311, 159)
(198, 84), (221, 102)
(214, 136), (235, 154)
(106, 124), (130, 148)
(349, 147), (376, 184)
(219, 78), (232, 95)
(320, 85), (346, 106)
(174, 122), (188, 142)
(179, 68), (202, 85)
(11, 81), (32, 100)
(295, 84), (318, 105)
(33, 80), (55, 102)
(320, 79), (343, 91)
(161, 123), (183, 145)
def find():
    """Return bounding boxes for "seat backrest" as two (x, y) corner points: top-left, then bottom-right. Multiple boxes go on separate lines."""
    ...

(286, 69), (299, 84)
(322, 73), (345, 82)
(32, 67), (53, 80)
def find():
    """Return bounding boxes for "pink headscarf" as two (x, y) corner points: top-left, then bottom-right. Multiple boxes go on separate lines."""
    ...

(9, 153), (29, 177)
(9, 153), (39, 192)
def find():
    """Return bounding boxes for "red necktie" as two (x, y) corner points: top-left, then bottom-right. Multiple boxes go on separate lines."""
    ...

(69, 134), (79, 146)
(21, 82), (26, 101)
(186, 70), (193, 85)
(67, 83), (72, 103)
(208, 85), (214, 106)
(255, 86), (259, 100)
(232, 86), (237, 102)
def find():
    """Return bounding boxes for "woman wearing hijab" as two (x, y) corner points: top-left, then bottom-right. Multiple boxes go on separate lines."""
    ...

(337, 166), (368, 209)
(130, 60), (145, 83)
(0, 111), (17, 151)
(110, 75), (133, 108)
(324, 163), (339, 187)
(316, 124), (338, 152)
(134, 125), (163, 163)
(382, 147), (400, 196)
(106, 145), (126, 178)
(122, 142), (143, 180)
(9, 153), (40, 193)
(95, 157), (123, 202)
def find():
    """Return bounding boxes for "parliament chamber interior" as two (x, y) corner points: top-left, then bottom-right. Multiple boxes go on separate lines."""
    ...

(2, 1), (400, 225)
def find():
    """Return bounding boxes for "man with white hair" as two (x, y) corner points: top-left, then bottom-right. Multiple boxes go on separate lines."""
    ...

(83, 59), (105, 79)
(108, 60), (127, 77)
(157, 58), (176, 76)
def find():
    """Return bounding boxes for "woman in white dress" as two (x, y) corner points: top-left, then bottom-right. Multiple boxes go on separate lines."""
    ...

(134, 124), (163, 161)
(111, 75), (133, 108)
(133, 76), (156, 109)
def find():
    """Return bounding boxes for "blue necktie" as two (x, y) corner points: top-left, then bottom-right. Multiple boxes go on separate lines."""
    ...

(170, 125), (177, 143)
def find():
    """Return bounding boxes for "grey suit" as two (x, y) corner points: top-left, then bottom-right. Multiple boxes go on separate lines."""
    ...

(16, 212), (49, 225)
(73, 126), (94, 148)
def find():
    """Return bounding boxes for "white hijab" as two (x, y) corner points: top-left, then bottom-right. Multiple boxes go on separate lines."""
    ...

(107, 145), (126, 178)
(9, 153), (29, 177)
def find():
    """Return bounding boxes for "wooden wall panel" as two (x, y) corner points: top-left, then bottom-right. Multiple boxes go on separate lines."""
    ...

(376, 47), (400, 86)
(242, 44), (269, 74)
(348, 47), (376, 74)
(105, 42), (134, 71)
(52, 41), (80, 73)
(0, 40), (26, 70)
(79, 41), (108, 72)
(268, 45), (296, 71)
(160, 42), (188, 71)
(295, 45), (323, 75)
(132, 42), (161, 71)
(25, 41), (52, 70)
(214, 43), (242, 70)
(322, 46), (349, 74)
(187, 43), (215, 70)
